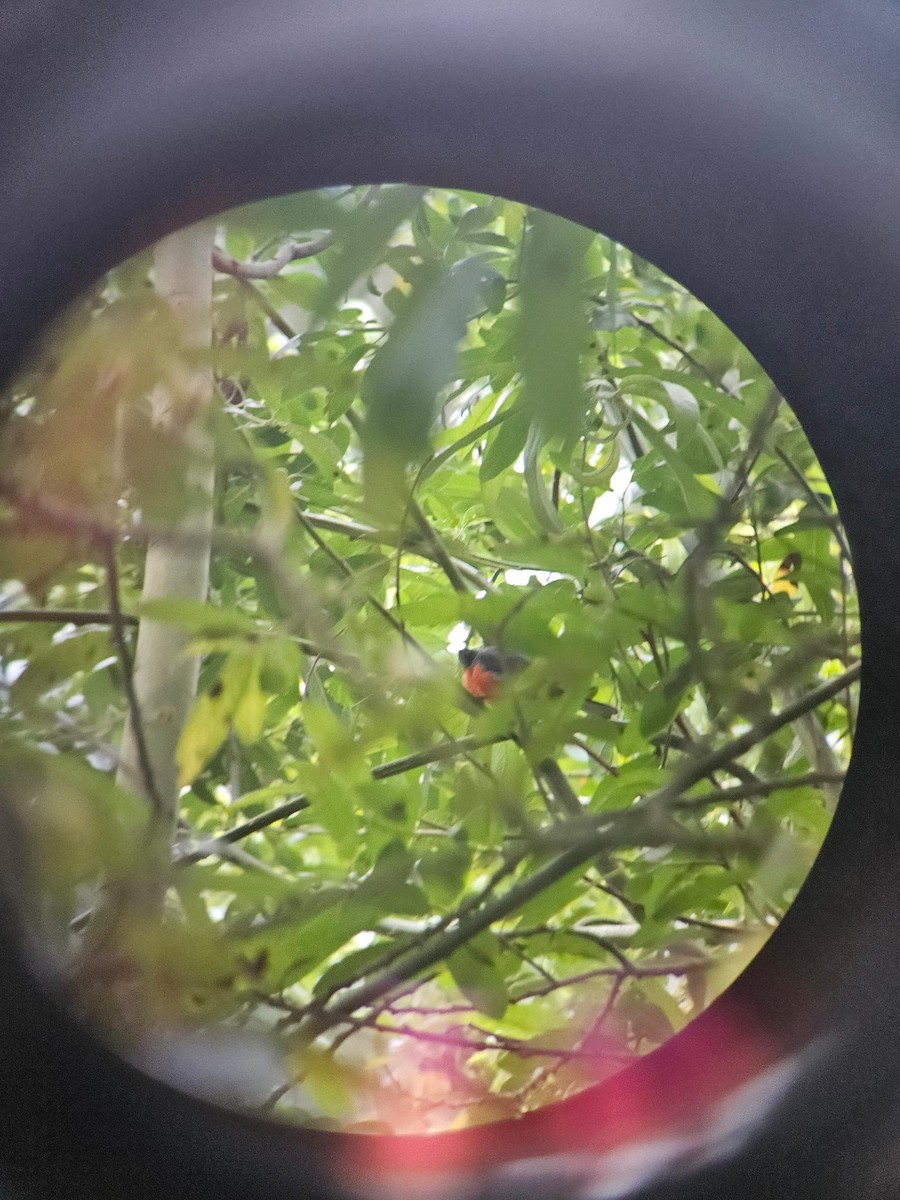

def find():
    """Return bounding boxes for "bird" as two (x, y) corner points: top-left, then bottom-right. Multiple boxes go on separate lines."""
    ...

(457, 644), (617, 816)
(458, 645), (616, 718)
(458, 646), (530, 699)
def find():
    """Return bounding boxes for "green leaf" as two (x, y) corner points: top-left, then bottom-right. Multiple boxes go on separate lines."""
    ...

(300, 1050), (359, 1119)
(292, 763), (359, 861)
(362, 258), (496, 464)
(639, 673), (692, 738)
(10, 631), (113, 707)
(514, 867), (585, 925)
(302, 701), (359, 773)
(418, 839), (472, 908)
(519, 210), (593, 438)
(622, 988), (676, 1045)
(396, 591), (461, 627)
(258, 638), (303, 695)
(631, 412), (720, 522)
(316, 184), (426, 315)
(312, 941), (399, 1000)
(231, 659), (267, 743)
(447, 934), (509, 1019)
(457, 203), (499, 236)
(651, 867), (733, 920)
(138, 597), (261, 639)
(483, 480), (541, 541)
(480, 408), (530, 482)
(523, 422), (565, 534)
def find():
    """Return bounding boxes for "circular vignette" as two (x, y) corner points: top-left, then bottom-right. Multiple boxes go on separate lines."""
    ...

(0, 5), (898, 1200)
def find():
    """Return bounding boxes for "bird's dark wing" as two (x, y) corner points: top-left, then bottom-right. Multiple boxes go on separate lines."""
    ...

(500, 651), (530, 675)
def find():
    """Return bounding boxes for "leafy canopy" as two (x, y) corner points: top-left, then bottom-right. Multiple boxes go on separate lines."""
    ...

(0, 186), (857, 1132)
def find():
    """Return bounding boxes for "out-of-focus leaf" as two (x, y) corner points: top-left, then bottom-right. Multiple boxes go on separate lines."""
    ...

(138, 597), (261, 639)
(631, 412), (720, 522)
(519, 210), (593, 438)
(639, 671), (693, 738)
(362, 258), (496, 462)
(299, 1049), (361, 1120)
(621, 989), (676, 1046)
(316, 185), (425, 316)
(11, 632), (113, 708)
(480, 408), (530, 482)
(418, 838), (472, 908)
(523, 423), (565, 534)
(0, 529), (74, 595)
(448, 934), (509, 1019)
(291, 763), (359, 861)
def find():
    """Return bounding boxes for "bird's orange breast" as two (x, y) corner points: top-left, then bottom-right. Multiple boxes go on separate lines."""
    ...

(462, 663), (500, 699)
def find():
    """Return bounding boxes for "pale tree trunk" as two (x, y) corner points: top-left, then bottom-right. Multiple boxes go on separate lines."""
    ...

(116, 224), (215, 836)
(76, 224), (215, 1024)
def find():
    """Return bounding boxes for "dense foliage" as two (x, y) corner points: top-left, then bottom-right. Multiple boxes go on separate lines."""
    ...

(0, 186), (857, 1131)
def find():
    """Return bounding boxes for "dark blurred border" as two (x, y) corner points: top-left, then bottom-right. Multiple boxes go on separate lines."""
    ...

(0, 3), (899, 1197)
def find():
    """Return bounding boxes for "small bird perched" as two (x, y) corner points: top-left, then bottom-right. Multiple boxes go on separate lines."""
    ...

(459, 645), (616, 718)
(458, 644), (618, 816)
(458, 646), (529, 699)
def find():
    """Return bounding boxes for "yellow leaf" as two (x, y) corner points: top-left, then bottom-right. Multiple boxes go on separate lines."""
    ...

(177, 649), (269, 787)
(232, 659), (267, 743)
(177, 684), (232, 789)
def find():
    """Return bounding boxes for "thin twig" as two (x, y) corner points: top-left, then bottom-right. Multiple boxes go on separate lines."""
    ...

(577, 974), (625, 1047)
(177, 794), (312, 863)
(655, 662), (860, 803)
(303, 510), (495, 591)
(236, 279), (296, 339)
(773, 445), (853, 564)
(513, 959), (706, 1001)
(296, 664), (858, 1037)
(408, 500), (470, 594)
(371, 734), (510, 780)
(675, 770), (846, 810)
(343, 1017), (634, 1064)
(294, 503), (435, 667)
(631, 315), (719, 382)
(212, 233), (333, 280)
(0, 483), (349, 672)
(0, 608), (138, 627)
(571, 736), (619, 776)
(101, 537), (164, 816)
(297, 824), (758, 1040)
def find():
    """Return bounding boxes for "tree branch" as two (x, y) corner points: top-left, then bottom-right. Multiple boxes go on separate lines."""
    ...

(297, 812), (761, 1039)
(0, 484), (353, 675)
(676, 770), (846, 810)
(302, 509), (495, 591)
(212, 233), (333, 280)
(631, 314), (718, 382)
(513, 958), (707, 1000)
(0, 608), (138, 627)
(773, 444), (853, 565)
(294, 503), (435, 667)
(345, 1017), (633, 1064)
(294, 667), (856, 1036)
(176, 794), (312, 865)
(655, 663), (860, 804)
(408, 499), (470, 594)
(371, 734), (510, 780)
(101, 537), (164, 816)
